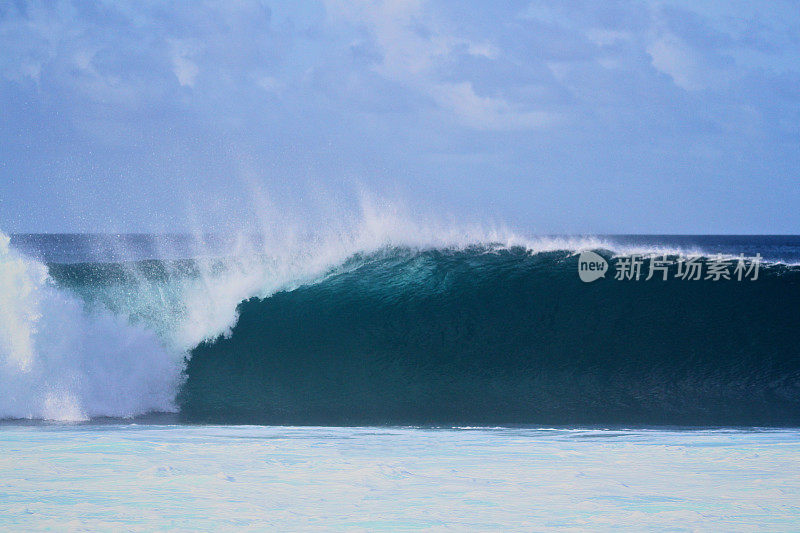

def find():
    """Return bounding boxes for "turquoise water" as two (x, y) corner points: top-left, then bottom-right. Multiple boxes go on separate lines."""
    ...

(1, 426), (799, 530)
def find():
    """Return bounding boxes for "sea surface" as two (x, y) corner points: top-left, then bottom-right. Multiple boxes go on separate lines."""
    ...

(1, 425), (799, 531)
(2, 231), (799, 529)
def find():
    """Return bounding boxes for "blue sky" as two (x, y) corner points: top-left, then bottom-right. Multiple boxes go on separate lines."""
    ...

(1, 0), (798, 233)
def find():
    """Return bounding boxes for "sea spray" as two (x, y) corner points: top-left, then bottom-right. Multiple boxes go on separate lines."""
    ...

(0, 232), (180, 420)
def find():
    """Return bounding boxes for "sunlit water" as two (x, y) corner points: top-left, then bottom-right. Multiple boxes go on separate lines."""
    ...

(1, 425), (798, 531)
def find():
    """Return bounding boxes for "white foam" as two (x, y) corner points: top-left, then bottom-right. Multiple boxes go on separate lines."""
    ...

(0, 233), (181, 421)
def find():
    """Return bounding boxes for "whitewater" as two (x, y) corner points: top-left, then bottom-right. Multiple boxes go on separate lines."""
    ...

(2, 425), (800, 531)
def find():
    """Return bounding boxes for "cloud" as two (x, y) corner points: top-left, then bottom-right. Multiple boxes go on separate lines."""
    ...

(324, 0), (555, 130)
(0, 1), (798, 232)
(169, 39), (200, 88)
(430, 81), (557, 130)
(647, 33), (706, 90)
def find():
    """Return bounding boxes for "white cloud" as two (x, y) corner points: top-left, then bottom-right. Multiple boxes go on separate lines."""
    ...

(647, 33), (706, 91)
(467, 41), (499, 60)
(324, 0), (551, 130)
(430, 82), (556, 130)
(173, 56), (199, 87)
(170, 40), (200, 88)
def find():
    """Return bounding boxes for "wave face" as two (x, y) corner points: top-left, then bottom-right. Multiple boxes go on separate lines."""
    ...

(180, 247), (800, 426)
(4, 230), (800, 426)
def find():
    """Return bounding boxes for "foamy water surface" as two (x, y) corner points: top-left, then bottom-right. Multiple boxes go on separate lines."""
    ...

(0, 426), (798, 530)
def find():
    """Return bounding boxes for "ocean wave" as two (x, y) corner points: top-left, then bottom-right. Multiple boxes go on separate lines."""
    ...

(2, 214), (800, 423)
(179, 246), (800, 426)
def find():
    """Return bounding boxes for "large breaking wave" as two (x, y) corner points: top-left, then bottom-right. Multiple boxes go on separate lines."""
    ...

(2, 215), (799, 425)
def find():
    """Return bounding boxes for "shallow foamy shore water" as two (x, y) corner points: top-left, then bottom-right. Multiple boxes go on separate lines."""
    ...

(1, 425), (798, 531)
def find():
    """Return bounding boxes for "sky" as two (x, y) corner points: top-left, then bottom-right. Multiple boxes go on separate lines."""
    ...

(0, 0), (798, 234)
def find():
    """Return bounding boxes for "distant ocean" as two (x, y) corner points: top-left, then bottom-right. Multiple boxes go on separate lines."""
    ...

(2, 232), (799, 529)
